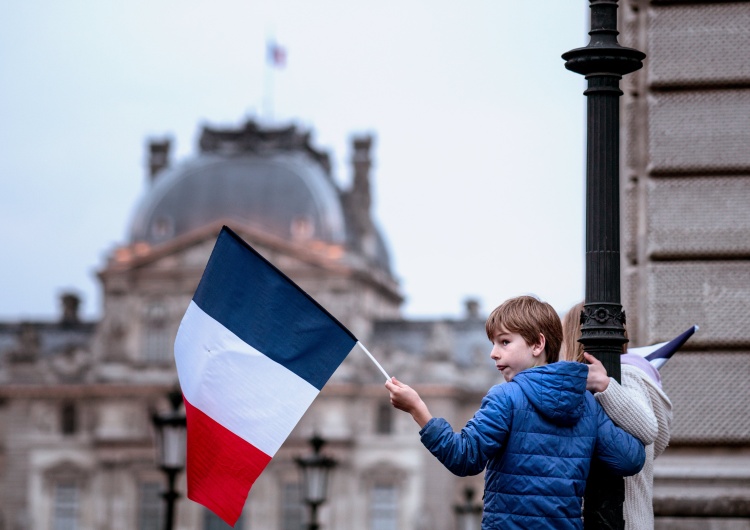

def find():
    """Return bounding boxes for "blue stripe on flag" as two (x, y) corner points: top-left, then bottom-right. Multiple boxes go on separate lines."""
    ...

(192, 226), (357, 390)
(645, 325), (697, 363)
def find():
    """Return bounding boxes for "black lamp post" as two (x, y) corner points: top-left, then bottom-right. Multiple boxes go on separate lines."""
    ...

(295, 434), (337, 530)
(151, 389), (187, 530)
(454, 487), (482, 530)
(562, 1), (645, 528)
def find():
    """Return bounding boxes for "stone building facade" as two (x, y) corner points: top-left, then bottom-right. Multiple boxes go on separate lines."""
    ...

(619, 1), (750, 528)
(0, 120), (491, 530)
(4, 4), (750, 526)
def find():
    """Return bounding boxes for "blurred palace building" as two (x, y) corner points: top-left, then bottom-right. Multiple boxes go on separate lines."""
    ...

(2, 2), (750, 528)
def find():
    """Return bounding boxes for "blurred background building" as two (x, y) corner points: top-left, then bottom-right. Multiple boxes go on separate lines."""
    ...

(2, 2), (750, 529)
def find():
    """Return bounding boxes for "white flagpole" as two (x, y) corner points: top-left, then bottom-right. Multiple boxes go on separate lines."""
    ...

(356, 341), (391, 381)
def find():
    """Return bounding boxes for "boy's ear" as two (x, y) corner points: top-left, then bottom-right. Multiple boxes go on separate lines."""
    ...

(533, 333), (546, 357)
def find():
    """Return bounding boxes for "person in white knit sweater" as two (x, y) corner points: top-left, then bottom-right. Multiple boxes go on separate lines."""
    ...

(561, 302), (673, 530)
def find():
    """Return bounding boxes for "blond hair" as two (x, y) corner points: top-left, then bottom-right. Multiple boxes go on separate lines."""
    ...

(561, 301), (585, 363)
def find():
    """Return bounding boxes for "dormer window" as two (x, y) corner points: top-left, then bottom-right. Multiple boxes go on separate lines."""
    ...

(291, 216), (315, 241)
(151, 216), (174, 241)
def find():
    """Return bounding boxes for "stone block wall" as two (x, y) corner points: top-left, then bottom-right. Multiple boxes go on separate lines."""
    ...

(620, 0), (750, 523)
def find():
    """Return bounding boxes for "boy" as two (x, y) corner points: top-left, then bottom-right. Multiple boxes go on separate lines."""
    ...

(385, 295), (645, 529)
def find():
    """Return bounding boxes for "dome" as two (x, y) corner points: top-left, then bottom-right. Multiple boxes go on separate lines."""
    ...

(127, 121), (394, 274)
(129, 152), (346, 246)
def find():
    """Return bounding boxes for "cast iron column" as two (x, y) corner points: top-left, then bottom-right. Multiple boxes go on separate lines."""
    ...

(562, 1), (645, 528)
(162, 468), (180, 530)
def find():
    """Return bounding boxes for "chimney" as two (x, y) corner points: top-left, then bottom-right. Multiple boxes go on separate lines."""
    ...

(464, 298), (481, 319)
(351, 135), (373, 213)
(60, 292), (81, 326)
(147, 138), (171, 182)
(342, 135), (376, 254)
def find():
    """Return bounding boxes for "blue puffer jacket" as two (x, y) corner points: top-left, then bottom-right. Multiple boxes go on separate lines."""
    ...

(420, 361), (645, 529)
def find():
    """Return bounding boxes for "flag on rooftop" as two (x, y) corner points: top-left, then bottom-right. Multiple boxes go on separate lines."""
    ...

(267, 39), (286, 68)
(174, 226), (357, 526)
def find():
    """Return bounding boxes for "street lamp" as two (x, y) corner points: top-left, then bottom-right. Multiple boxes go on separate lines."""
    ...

(454, 487), (482, 530)
(151, 388), (187, 530)
(295, 434), (337, 530)
(562, 1), (645, 527)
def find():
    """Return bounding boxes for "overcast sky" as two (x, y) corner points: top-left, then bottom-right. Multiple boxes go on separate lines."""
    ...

(0, 1), (589, 321)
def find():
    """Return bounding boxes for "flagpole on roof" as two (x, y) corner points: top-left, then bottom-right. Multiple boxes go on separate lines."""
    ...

(357, 342), (391, 381)
(263, 30), (286, 124)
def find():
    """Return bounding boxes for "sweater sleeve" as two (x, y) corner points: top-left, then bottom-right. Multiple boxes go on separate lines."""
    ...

(644, 379), (673, 458)
(594, 366), (658, 446)
(419, 385), (512, 477)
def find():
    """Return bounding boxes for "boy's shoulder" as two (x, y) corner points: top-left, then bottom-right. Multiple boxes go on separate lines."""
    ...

(510, 363), (589, 397)
(485, 381), (527, 406)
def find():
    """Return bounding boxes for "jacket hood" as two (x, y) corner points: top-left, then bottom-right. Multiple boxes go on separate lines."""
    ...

(511, 361), (588, 426)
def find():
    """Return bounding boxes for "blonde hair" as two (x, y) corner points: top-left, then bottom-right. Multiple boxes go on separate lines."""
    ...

(561, 301), (585, 363)
(485, 295), (562, 364)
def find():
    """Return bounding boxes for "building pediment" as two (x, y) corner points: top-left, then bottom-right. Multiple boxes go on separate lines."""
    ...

(100, 219), (353, 281)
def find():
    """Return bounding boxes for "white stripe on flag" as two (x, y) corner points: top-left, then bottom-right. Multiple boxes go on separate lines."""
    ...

(650, 358), (668, 370)
(627, 342), (666, 359)
(175, 301), (319, 457)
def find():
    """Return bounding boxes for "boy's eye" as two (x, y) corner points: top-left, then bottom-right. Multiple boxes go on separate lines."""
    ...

(502, 340), (510, 346)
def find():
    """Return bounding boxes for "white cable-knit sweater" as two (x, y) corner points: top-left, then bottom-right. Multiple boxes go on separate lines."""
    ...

(594, 364), (673, 530)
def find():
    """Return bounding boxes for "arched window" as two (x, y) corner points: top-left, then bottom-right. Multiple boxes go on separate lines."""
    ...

(363, 464), (406, 530)
(370, 483), (399, 530)
(45, 462), (88, 530)
(52, 481), (79, 530)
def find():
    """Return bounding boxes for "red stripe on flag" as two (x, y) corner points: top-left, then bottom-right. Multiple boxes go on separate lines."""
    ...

(184, 397), (272, 526)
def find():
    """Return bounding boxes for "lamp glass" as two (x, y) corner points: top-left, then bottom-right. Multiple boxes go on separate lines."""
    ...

(158, 422), (186, 470)
(301, 465), (329, 505)
(455, 487), (482, 530)
(457, 511), (481, 530)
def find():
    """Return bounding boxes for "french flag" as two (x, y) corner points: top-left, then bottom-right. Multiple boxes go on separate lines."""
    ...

(628, 325), (698, 370)
(267, 39), (287, 68)
(621, 325), (698, 387)
(174, 226), (357, 526)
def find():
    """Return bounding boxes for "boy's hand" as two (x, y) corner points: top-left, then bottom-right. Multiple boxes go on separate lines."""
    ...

(385, 377), (420, 412)
(583, 352), (610, 393)
(385, 377), (433, 428)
